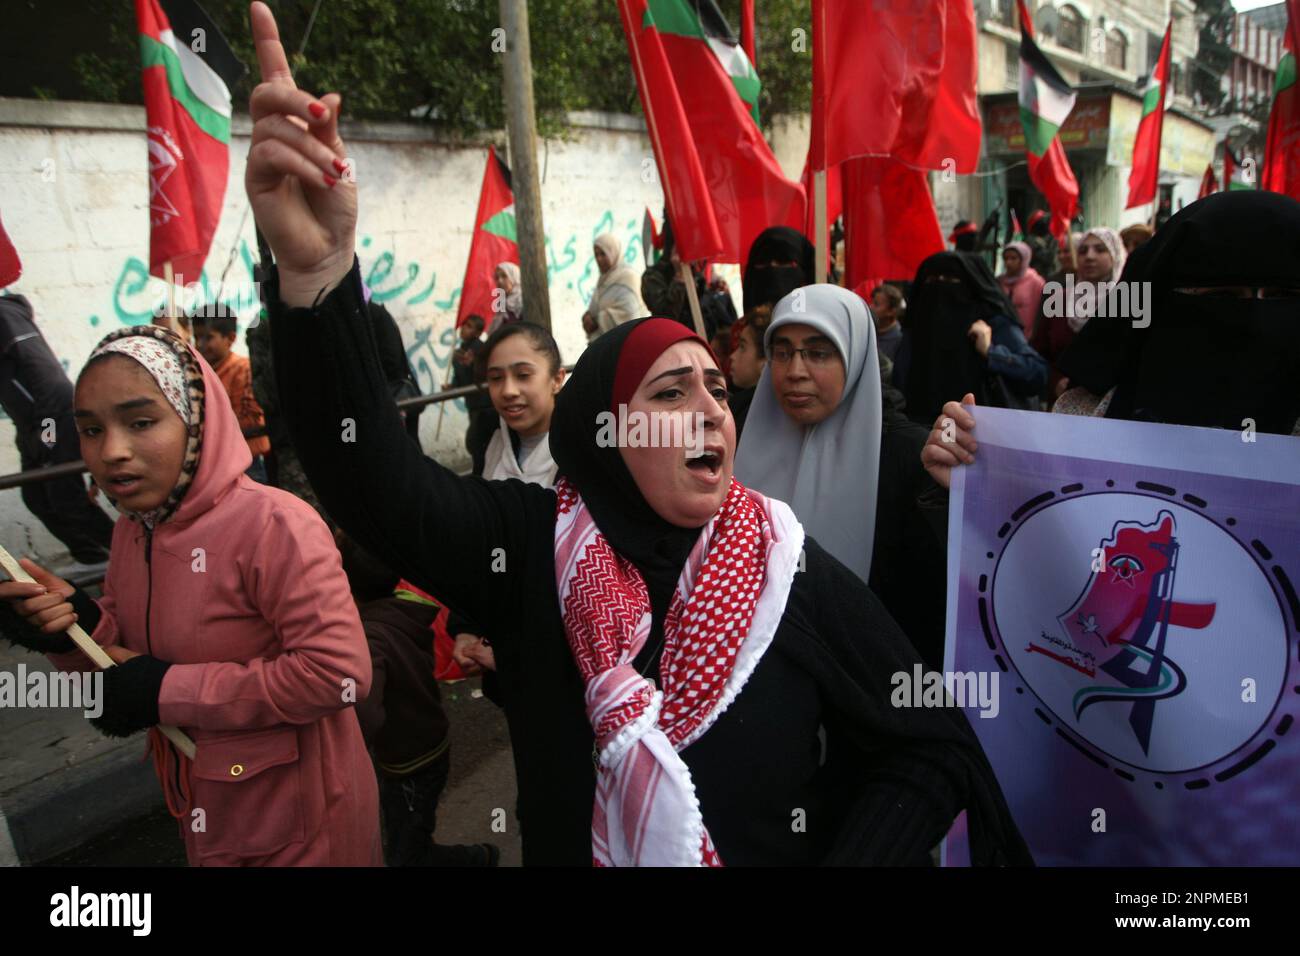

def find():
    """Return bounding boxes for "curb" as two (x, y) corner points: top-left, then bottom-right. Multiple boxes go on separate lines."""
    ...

(3, 734), (163, 865)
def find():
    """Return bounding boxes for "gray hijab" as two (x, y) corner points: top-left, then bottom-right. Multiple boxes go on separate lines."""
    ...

(734, 284), (883, 584)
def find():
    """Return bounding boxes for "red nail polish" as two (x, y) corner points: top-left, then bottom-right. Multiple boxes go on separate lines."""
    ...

(332, 157), (348, 175)
(309, 102), (327, 119)
(323, 173), (338, 188)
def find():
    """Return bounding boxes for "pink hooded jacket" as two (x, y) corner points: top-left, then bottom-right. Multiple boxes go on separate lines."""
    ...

(50, 339), (380, 866)
(997, 240), (1046, 337)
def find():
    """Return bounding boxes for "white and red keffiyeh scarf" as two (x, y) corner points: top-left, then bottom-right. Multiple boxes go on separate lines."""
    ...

(554, 475), (804, 866)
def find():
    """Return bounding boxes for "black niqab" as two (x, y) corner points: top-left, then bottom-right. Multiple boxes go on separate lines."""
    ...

(743, 226), (815, 314)
(902, 252), (1021, 422)
(1058, 191), (1300, 435)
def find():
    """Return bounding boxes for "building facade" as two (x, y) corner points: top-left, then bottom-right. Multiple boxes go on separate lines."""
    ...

(934, 0), (1217, 240)
(1202, 6), (1289, 181)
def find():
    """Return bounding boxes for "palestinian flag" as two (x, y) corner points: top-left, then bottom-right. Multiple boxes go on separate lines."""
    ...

(1126, 20), (1172, 210)
(1007, 207), (1024, 243)
(1016, 0), (1079, 240)
(456, 147), (518, 328)
(618, 0), (804, 263)
(136, 0), (244, 280)
(1262, 0), (1300, 200)
(1223, 145), (1254, 191)
(0, 210), (20, 288)
(1197, 163), (1218, 199)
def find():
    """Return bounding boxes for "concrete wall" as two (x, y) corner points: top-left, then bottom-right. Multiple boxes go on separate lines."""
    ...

(0, 97), (679, 565)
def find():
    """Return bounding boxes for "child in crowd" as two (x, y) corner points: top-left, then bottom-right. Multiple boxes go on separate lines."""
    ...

(0, 326), (381, 866)
(190, 305), (271, 483)
(478, 322), (564, 485)
(727, 305), (771, 439)
(337, 531), (499, 867)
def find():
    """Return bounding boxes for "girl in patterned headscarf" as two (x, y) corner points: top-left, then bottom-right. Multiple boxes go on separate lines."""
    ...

(0, 325), (381, 866)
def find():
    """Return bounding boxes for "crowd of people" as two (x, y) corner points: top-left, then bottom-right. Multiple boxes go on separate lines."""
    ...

(2, 2), (1298, 868)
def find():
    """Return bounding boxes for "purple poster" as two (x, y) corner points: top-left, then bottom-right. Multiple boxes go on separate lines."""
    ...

(943, 408), (1300, 866)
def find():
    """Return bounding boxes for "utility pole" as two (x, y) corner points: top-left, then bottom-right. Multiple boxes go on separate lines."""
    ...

(499, 0), (551, 331)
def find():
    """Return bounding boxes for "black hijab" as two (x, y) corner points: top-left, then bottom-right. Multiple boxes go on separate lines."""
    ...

(550, 318), (707, 635)
(902, 251), (1021, 423)
(743, 226), (815, 314)
(1059, 192), (1300, 435)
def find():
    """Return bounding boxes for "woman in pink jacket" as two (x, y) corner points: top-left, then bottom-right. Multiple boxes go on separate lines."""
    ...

(997, 240), (1046, 338)
(0, 325), (380, 866)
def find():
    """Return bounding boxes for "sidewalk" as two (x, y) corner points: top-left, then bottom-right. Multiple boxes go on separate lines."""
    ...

(1, 639), (523, 866)
(0, 640), (162, 865)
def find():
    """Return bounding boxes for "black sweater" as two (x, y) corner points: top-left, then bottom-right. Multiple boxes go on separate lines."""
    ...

(355, 595), (449, 775)
(269, 261), (1029, 867)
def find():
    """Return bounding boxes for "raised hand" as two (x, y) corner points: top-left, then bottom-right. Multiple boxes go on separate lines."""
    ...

(245, 1), (356, 306)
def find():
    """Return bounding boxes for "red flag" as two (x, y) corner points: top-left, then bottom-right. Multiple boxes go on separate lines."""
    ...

(618, 0), (803, 263)
(1262, 0), (1300, 199)
(1028, 141), (1081, 240)
(1198, 163), (1218, 198)
(842, 157), (945, 287)
(135, 0), (244, 280)
(1126, 21), (1172, 209)
(456, 147), (518, 328)
(0, 211), (21, 288)
(811, 0), (980, 173)
(740, 0), (756, 66)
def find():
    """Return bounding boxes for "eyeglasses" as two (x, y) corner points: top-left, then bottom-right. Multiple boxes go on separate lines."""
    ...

(769, 344), (838, 367)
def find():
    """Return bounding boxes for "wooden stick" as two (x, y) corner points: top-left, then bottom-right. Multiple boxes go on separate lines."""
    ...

(0, 545), (197, 759)
(161, 261), (177, 334)
(432, 344), (459, 442)
(814, 168), (828, 283)
(679, 260), (706, 339)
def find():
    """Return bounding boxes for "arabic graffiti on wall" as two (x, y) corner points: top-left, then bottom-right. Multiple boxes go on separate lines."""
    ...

(76, 210), (646, 415)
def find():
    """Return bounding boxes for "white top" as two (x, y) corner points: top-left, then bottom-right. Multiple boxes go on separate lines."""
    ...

(482, 416), (558, 487)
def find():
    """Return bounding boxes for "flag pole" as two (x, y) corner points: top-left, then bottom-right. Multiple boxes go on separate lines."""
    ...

(680, 261), (707, 338)
(0, 545), (197, 759)
(433, 348), (458, 441)
(814, 169), (828, 283)
(161, 260), (176, 331)
(811, 0), (828, 283)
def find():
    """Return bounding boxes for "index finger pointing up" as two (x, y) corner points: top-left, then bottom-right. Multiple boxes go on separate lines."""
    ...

(251, 1), (295, 87)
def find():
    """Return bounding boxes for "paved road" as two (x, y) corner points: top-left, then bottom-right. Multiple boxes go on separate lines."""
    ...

(44, 677), (523, 867)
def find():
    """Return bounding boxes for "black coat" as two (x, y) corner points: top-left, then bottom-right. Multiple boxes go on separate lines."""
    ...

(269, 261), (1031, 867)
(0, 294), (75, 464)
